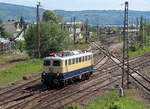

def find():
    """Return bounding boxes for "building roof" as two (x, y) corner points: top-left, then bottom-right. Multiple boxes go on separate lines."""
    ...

(0, 38), (9, 43)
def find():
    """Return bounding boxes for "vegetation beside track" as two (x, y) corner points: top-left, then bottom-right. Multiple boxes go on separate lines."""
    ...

(65, 90), (148, 109)
(68, 42), (89, 50)
(0, 59), (43, 86)
(0, 54), (28, 64)
(129, 23), (150, 56)
(129, 44), (150, 56)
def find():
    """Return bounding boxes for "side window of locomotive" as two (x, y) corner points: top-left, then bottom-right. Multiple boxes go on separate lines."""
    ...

(81, 57), (83, 62)
(65, 60), (68, 66)
(83, 56), (85, 62)
(76, 58), (78, 63)
(72, 59), (75, 64)
(43, 60), (51, 66)
(69, 59), (71, 65)
(88, 56), (90, 60)
(79, 57), (82, 62)
(89, 55), (92, 60)
(53, 60), (61, 66)
(85, 56), (88, 61)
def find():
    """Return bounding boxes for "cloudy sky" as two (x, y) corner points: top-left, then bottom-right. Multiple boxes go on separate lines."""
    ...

(0, 0), (149, 11)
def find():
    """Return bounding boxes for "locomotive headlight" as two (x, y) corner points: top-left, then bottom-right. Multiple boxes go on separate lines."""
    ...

(57, 73), (59, 76)
(42, 71), (46, 76)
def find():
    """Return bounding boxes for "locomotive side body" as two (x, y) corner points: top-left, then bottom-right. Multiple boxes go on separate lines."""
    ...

(41, 51), (93, 88)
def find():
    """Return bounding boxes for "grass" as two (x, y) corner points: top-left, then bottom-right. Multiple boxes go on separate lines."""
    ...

(0, 59), (43, 86)
(128, 44), (150, 57)
(68, 42), (89, 50)
(65, 90), (149, 109)
(0, 54), (28, 64)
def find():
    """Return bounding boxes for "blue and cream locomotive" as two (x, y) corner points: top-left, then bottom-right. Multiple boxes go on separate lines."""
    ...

(41, 50), (93, 87)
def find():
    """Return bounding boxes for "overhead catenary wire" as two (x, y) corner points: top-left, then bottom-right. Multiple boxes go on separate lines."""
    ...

(90, 42), (150, 92)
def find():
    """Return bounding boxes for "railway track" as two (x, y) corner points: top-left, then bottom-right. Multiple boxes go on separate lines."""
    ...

(32, 54), (150, 109)
(2, 51), (150, 109)
(0, 50), (120, 108)
(1, 62), (115, 108)
(2, 72), (113, 109)
(0, 51), (105, 108)
(92, 42), (150, 92)
(1, 41), (150, 109)
(0, 75), (41, 103)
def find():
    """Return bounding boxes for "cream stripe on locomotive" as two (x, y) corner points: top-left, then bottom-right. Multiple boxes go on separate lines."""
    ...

(43, 52), (93, 74)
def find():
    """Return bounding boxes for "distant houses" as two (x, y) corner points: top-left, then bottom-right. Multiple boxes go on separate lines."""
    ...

(0, 20), (28, 54)
(62, 22), (85, 39)
(0, 38), (16, 54)
(2, 20), (28, 41)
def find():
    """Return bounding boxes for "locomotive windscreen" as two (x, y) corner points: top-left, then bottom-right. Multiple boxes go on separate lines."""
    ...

(44, 60), (51, 66)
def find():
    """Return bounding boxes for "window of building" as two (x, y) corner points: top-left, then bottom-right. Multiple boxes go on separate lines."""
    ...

(53, 60), (61, 66)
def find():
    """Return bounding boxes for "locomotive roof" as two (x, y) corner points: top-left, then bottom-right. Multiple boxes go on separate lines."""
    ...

(44, 51), (93, 61)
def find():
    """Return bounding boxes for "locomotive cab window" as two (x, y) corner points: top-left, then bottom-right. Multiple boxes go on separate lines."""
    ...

(43, 60), (51, 66)
(53, 60), (61, 66)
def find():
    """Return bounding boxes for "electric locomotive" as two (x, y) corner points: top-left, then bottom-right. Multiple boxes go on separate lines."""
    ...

(41, 50), (93, 88)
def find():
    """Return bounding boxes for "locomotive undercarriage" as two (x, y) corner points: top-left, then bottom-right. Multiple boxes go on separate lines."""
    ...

(41, 71), (93, 88)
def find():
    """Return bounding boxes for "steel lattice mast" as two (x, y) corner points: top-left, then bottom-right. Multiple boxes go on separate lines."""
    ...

(122, 1), (129, 89)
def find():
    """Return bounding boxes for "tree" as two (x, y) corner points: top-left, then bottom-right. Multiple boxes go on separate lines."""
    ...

(1, 31), (11, 38)
(42, 10), (58, 23)
(0, 20), (4, 37)
(24, 22), (70, 58)
(20, 17), (25, 29)
(17, 40), (25, 52)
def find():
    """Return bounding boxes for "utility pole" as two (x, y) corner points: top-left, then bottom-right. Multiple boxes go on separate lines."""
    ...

(35, 2), (41, 58)
(136, 17), (139, 37)
(122, 1), (129, 89)
(73, 17), (76, 45)
(97, 24), (99, 39)
(139, 16), (144, 46)
(85, 19), (88, 43)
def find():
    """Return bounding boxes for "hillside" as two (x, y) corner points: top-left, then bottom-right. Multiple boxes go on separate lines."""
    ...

(0, 2), (44, 22)
(0, 2), (150, 25)
(54, 10), (150, 25)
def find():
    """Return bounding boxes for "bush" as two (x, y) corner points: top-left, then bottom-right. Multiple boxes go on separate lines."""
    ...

(65, 103), (80, 109)
(17, 40), (25, 52)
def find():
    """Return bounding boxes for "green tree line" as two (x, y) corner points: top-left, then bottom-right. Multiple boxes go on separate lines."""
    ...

(24, 10), (70, 58)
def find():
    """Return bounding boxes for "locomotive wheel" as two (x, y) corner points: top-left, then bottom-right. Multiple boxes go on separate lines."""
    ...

(81, 74), (86, 81)
(86, 73), (90, 80)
